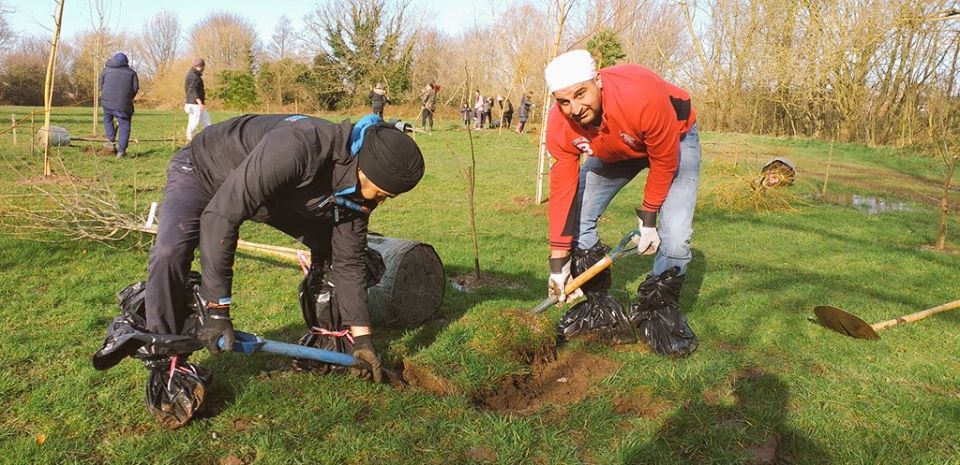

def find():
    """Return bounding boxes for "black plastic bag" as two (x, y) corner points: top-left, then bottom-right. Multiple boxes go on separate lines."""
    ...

(629, 267), (698, 356)
(293, 248), (384, 371)
(143, 356), (212, 429)
(557, 243), (637, 344)
(92, 273), (204, 371)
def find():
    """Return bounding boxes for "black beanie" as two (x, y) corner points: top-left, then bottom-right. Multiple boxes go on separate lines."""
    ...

(357, 124), (425, 195)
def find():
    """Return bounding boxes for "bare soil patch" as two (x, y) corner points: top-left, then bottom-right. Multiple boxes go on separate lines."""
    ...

(611, 388), (672, 418)
(471, 350), (619, 415)
(77, 145), (116, 157)
(450, 273), (521, 292)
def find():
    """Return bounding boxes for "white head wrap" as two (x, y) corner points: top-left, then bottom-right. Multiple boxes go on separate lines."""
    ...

(545, 50), (597, 93)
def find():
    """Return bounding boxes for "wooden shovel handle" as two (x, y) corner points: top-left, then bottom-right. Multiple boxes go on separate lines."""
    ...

(563, 255), (613, 295)
(531, 255), (615, 313)
(871, 299), (960, 331)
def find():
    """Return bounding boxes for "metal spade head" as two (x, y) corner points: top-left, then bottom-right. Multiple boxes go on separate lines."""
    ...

(814, 305), (880, 340)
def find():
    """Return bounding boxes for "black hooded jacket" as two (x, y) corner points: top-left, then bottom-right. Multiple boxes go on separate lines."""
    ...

(188, 114), (376, 326)
(184, 67), (205, 105)
(98, 53), (139, 115)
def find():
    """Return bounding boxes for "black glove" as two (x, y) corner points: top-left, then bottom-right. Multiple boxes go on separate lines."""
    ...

(196, 303), (234, 355)
(350, 334), (383, 383)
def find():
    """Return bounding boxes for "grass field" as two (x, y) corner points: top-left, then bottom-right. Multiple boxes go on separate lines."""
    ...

(0, 106), (959, 464)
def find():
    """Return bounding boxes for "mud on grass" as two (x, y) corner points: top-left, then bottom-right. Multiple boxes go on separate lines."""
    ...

(404, 349), (621, 415)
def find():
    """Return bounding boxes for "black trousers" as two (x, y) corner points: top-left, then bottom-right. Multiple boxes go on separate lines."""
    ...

(421, 108), (433, 130)
(502, 112), (513, 128)
(145, 149), (331, 335)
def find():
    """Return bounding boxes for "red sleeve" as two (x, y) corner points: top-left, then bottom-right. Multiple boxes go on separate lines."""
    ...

(546, 108), (580, 251)
(638, 93), (681, 212)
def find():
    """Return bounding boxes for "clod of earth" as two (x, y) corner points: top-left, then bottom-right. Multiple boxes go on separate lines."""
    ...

(402, 358), (461, 396)
(472, 350), (619, 415)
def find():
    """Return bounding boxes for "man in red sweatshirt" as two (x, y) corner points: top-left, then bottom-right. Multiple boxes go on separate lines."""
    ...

(544, 50), (700, 345)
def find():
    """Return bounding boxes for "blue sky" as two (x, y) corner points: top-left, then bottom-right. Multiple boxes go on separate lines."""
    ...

(6, 0), (499, 43)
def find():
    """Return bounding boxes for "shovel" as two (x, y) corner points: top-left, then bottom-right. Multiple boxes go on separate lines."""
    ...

(814, 299), (960, 340)
(218, 331), (406, 387)
(532, 230), (640, 314)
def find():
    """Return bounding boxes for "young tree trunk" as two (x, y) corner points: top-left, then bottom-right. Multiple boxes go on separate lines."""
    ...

(936, 153), (958, 250)
(42, 0), (65, 177)
(463, 66), (481, 279)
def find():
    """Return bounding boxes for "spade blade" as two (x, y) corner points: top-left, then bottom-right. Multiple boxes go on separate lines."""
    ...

(814, 305), (880, 340)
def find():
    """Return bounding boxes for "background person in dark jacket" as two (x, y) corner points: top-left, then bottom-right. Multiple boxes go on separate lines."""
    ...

(516, 90), (534, 133)
(98, 52), (139, 157)
(420, 83), (437, 132)
(498, 95), (514, 129)
(184, 57), (210, 141)
(369, 83), (390, 118)
(144, 114), (424, 399)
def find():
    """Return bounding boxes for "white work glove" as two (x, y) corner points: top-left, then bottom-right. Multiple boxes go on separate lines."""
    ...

(633, 211), (661, 255)
(548, 256), (584, 304)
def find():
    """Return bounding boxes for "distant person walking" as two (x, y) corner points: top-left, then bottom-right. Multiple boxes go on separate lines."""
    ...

(516, 90), (534, 133)
(99, 52), (139, 158)
(370, 83), (390, 118)
(420, 83), (437, 132)
(498, 95), (514, 129)
(184, 57), (210, 142)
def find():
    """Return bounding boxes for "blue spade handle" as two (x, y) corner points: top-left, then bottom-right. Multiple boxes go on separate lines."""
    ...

(219, 330), (356, 367)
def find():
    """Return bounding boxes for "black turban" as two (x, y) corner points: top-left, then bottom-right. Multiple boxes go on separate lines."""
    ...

(357, 124), (425, 195)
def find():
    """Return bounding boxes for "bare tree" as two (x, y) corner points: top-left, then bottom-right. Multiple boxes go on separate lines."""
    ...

(188, 11), (260, 71)
(0, 1), (13, 51)
(268, 15), (297, 60)
(136, 10), (181, 80)
(88, 0), (118, 136)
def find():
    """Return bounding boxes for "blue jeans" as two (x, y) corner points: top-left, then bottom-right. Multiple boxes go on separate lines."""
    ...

(103, 109), (132, 154)
(574, 123), (701, 276)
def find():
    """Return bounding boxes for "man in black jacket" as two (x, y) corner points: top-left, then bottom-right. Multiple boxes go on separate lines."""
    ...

(145, 114), (424, 385)
(183, 57), (210, 141)
(99, 52), (139, 157)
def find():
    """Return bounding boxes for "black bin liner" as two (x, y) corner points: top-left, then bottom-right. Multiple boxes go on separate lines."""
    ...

(629, 267), (698, 356)
(92, 272), (210, 428)
(92, 272), (204, 371)
(557, 243), (637, 345)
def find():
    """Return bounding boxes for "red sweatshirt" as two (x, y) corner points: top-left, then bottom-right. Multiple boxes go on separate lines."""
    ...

(546, 64), (696, 251)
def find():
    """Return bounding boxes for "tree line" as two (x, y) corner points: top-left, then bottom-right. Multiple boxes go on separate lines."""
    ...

(0, 0), (957, 147)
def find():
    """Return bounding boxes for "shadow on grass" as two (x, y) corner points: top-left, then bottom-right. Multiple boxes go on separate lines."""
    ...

(624, 370), (832, 464)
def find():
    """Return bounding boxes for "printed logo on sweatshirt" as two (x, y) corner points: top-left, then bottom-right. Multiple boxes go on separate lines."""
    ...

(572, 137), (593, 156)
(619, 131), (646, 152)
(283, 115), (309, 122)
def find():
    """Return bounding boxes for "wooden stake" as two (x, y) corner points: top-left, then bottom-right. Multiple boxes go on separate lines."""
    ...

(30, 112), (35, 157)
(535, 0), (574, 204)
(11, 114), (16, 145)
(822, 139), (834, 196)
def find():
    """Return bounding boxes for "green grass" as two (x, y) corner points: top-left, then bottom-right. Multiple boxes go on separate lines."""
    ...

(1, 106), (959, 464)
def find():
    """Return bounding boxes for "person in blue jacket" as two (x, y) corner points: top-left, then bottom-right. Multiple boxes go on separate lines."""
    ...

(98, 52), (139, 157)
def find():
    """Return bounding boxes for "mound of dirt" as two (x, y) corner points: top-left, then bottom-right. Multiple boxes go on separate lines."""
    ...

(472, 350), (619, 415)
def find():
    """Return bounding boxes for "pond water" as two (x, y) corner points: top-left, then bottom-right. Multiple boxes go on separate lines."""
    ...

(812, 193), (913, 214)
